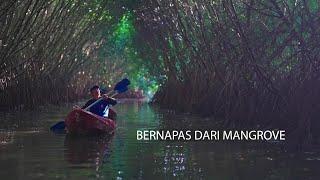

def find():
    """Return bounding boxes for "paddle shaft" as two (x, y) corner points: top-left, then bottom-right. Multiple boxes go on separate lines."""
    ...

(84, 91), (118, 111)
(84, 77), (129, 111)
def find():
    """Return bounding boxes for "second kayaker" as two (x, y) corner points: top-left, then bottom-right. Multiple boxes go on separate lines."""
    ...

(74, 85), (117, 119)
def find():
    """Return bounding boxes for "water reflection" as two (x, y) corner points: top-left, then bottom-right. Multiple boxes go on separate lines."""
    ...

(1, 102), (320, 179)
(0, 131), (15, 145)
(64, 135), (113, 170)
(162, 145), (189, 177)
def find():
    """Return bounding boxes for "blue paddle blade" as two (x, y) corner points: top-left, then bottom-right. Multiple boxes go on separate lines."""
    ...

(114, 78), (130, 92)
(116, 86), (128, 93)
(50, 121), (65, 132)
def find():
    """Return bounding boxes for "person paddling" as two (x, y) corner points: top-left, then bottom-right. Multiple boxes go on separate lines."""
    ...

(75, 85), (117, 120)
(50, 78), (129, 133)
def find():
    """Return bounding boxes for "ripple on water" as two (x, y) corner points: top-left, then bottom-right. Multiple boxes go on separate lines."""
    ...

(0, 102), (320, 179)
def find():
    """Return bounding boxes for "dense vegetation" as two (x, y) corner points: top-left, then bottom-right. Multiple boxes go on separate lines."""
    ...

(0, 0), (150, 109)
(1, 0), (320, 146)
(134, 0), (320, 146)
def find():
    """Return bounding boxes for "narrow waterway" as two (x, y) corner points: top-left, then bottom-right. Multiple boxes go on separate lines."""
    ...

(0, 100), (319, 179)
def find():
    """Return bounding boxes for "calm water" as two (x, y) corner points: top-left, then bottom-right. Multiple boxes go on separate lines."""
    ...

(0, 100), (319, 180)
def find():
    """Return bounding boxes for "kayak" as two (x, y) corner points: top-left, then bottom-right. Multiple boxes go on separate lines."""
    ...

(65, 109), (116, 135)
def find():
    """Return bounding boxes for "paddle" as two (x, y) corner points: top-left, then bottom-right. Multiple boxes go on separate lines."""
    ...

(49, 121), (66, 133)
(50, 78), (130, 132)
(85, 78), (130, 111)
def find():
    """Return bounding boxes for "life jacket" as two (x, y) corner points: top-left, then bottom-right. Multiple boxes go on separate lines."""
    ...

(88, 98), (117, 118)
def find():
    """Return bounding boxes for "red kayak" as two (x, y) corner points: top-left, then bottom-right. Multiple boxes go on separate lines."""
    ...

(65, 109), (116, 135)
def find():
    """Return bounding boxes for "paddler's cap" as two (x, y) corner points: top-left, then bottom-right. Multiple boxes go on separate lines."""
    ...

(90, 85), (100, 92)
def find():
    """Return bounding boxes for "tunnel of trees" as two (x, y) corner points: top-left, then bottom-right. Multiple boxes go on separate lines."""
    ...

(1, 0), (320, 146)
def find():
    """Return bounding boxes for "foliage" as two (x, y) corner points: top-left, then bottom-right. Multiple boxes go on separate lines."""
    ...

(0, 0), (123, 108)
(132, 0), (320, 146)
